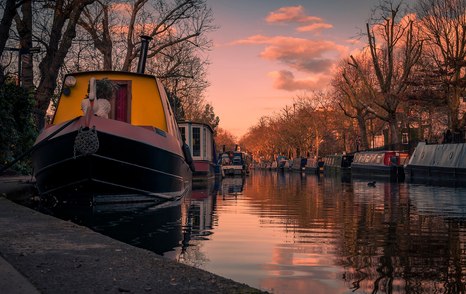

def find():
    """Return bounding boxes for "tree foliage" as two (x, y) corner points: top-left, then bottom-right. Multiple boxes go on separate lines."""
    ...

(0, 82), (37, 174)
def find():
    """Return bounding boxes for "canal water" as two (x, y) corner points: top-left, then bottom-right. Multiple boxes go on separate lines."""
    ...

(36, 170), (466, 293)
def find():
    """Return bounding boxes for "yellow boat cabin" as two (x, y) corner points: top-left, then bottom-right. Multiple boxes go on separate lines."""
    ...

(52, 71), (177, 134)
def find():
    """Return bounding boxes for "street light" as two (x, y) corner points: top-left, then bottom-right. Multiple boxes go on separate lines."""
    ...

(4, 46), (41, 86)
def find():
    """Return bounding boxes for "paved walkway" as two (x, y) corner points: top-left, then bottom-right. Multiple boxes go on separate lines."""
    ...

(0, 176), (266, 293)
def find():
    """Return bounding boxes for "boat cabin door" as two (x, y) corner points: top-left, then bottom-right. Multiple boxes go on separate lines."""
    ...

(112, 82), (131, 123)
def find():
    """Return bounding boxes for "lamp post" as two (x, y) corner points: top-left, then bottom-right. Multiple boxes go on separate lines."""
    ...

(4, 46), (41, 86)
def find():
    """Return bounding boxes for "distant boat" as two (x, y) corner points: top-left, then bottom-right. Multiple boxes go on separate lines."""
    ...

(290, 157), (307, 172)
(304, 157), (324, 174)
(351, 150), (409, 181)
(405, 142), (466, 186)
(219, 151), (251, 177)
(178, 121), (217, 182)
(32, 37), (193, 204)
(322, 153), (353, 175)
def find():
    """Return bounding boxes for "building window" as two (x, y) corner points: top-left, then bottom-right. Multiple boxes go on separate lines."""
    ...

(203, 127), (207, 158)
(192, 127), (201, 156)
(402, 132), (409, 144)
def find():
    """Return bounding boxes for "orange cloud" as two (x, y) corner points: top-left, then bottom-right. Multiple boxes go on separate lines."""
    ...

(268, 70), (331, 91)
(266, 5), (333, 33)
(234, 35), (347, 74)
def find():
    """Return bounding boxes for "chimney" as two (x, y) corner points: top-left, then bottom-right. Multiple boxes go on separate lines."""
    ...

(137, 35), (153, 74)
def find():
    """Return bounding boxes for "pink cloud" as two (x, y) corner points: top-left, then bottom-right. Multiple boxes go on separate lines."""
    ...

(297, 23), (333, 32)
(266, 6), (333, 33)
(234, 35), (347, 74)
(268, 70), (330, 91)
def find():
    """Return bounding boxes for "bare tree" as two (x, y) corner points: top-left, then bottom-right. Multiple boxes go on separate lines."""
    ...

(34, 0), (96, 128)
(332, 56), (376, 150)
(78, 0), (113, 69)
(0, 0), (20, 84)
(349, 0), (423, 145)
(416, 0), (466, 131)
(13, 0), (35, 90)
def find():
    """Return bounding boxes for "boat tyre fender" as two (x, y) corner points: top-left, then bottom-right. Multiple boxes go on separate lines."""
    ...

(73, 126), (99, 158)
(182, 143), (195, 172)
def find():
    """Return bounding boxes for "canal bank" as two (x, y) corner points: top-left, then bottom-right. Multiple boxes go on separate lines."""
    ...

(0, 176), (266, 294)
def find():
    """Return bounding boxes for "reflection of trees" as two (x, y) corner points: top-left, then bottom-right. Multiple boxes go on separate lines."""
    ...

(246, 172), (466, 293)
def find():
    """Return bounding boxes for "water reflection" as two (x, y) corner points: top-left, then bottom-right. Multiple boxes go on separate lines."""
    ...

(220, 176), (245, 197)
(28, 171), (466, 293)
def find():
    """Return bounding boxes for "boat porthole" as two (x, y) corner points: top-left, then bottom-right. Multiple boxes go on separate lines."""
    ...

(449, 152), (454, 159)
(421, 151), (425, 159)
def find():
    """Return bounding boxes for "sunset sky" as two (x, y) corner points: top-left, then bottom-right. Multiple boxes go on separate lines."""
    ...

(204, 0), (381, 138)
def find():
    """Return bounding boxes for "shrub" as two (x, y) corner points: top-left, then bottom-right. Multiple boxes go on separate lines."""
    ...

(0, 83), (38, 175)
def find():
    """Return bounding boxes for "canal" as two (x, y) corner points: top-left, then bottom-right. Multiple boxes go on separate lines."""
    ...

(35, 170), (466, 293)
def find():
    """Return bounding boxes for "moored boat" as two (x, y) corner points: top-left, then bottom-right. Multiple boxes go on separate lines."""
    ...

(304, 157), (323, 174)
(219, 151), (251, 177)
(32, 37), (193, 204)
(290, 157), (307, 172)
(178, 121), (217, 182)
(351, 150), (409, 181)
(323, 153), (353, 175)
(404, 142), (466, 185)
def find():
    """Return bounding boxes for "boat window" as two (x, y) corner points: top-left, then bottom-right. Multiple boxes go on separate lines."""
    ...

(375, 154), (383, 164)
(192, 127), (201, 156)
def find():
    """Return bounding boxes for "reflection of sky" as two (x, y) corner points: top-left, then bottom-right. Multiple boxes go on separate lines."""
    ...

(172, 173), (466, 294)
(205, 0), (380, 137)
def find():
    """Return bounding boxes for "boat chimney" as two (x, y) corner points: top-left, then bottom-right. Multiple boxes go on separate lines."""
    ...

(137, 35), (153, 74)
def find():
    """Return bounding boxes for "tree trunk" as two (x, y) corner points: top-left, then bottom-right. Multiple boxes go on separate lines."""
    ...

(0, 0), (18, 84)
(16, 0), (34, 91)
(357, 116), (369, 150)
(34, 0), (95, 129)
(388, 112), (399, 146)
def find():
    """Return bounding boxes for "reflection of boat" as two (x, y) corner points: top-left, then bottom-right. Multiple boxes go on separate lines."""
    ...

(408, 185), (466, 219)
(178, 121), (217, 182)
(351, 150), (408, 181)
(39, 198), (185, 255)
(220, 176), (245, 196)
(32, 37), (192, 204)
(405, 142), (466, 186)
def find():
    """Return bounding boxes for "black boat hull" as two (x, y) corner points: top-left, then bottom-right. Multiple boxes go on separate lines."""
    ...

(32, 117), (192, 202)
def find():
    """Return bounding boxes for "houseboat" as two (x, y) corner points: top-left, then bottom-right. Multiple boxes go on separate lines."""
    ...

(351, 150), (409, 181)
(219, 151), (251, 177)
(290, 157), (307, 172)
(304, 157), (324, 174)
(178, 121), (217, 182)
(31, 37), (193, 204)
(404, 142), (466, 185)
(323, 153), (353, 175)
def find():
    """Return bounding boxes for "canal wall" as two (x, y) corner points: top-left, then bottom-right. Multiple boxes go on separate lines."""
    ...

(0, 176), (266, 294)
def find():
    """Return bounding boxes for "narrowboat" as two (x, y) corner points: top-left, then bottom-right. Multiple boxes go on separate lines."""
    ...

(32, 37), (193, 204)
(290, 157), (307, 172)
(178, 121), (217, 182)
(351, 150), (409, 181)
(323, 153), (353, 174)
(404, 142), (466, 186)
(304, 157), (323, 174)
